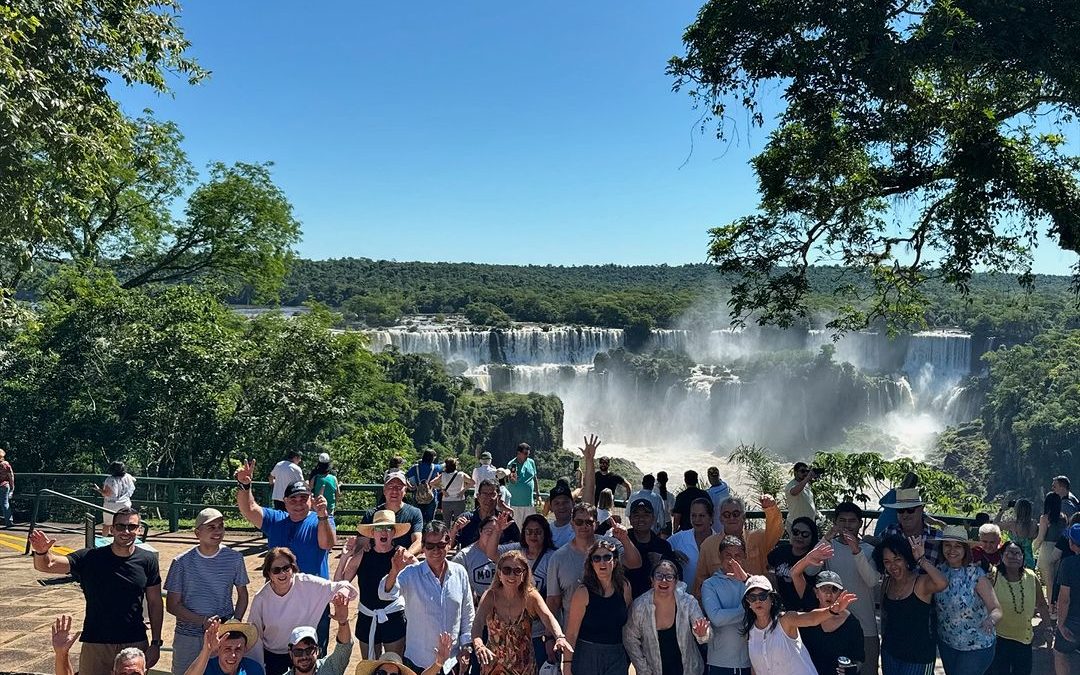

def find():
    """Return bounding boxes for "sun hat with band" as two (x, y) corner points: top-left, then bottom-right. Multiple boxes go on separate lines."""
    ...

(882, 488), (925, 509)
(216, 621), (259, 650)
(357, 509), (412, 539)
(939, 524), (976, 545)
(353, 651), (418, 675)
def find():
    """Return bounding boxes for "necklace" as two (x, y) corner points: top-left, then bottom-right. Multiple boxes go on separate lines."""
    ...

(1003, 572), (1026, 615)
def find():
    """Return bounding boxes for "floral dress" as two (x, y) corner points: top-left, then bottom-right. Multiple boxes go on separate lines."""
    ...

(485, 607), (535, 675)
(934, 564), (995, 651)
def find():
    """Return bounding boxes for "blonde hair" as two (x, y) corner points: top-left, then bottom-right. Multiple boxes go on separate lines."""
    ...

(598, 488), (614, 511)
(491, 549), (534, 599)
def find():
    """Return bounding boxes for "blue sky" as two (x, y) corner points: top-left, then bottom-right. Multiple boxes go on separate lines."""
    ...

(112, 2), (1076, 275)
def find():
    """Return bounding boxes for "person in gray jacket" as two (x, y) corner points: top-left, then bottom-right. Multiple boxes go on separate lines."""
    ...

(624, 560), (711, 675)
(700, 536), (753, 675)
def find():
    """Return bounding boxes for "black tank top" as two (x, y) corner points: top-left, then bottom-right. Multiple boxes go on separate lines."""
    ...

(357, 549), (395, 610)
(578, 587), (627, 644)
(881, 578), (935, 664)
(657, 607), (682, 675)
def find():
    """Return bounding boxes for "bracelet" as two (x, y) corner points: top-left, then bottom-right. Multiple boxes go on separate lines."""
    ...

(236, 480), (251, 491)
(828, 608), (841, 616)
(317, 516), (329, 521)
(32, 550), (48, 556)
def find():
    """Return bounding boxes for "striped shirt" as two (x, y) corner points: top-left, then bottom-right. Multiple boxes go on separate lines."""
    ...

(164, 545), (249, 636)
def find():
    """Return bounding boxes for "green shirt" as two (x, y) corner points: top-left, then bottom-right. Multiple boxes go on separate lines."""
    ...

(285, 638), (353, 675)
(506, 458), (536, 507)
(311, 474), (339, 514)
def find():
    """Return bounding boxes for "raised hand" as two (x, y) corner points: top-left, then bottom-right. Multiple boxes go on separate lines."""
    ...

(235, 460), (255, 485)
(313, 495), (329, 518)
(29, 529), (57, 555)
(391, 547), (410, 574)
(578, 434), (601, 460)
(332, 592), (351, 623)
(692, 617), (710, 638)
(830, 590), (858, 613)
(759, 494), (777, 510)
(608, 518), (629, 541)
(495, 510), (513, 532)
(908, 535), (925, 561)
(434, 632), (453, 665)
(50, 615), (79, 654)
(842, 531), (862, 555)
(807, 541), (835, 565)
(725, 558), (749, 583)
(202, 617), (221, 654)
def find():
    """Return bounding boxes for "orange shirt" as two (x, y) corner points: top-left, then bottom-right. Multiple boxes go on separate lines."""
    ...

(692, 505), (783, 597)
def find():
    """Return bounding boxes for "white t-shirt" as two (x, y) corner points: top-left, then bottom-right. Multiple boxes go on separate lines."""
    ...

(473, 463), (498, 486)
(103, 474), (136, 504)
(784, 479), (818, 527)
(439, 470), (468, 501)
(551, 521), (574, 548)
(270, 460), (304, 501)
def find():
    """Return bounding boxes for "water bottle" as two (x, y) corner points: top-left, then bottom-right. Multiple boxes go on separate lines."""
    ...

(837, 656), (857, 674)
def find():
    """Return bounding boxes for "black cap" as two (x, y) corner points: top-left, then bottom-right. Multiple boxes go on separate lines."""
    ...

(284, 481), (311, 498)
(549, 479), (572, 500)
(629, 498), (655, 513)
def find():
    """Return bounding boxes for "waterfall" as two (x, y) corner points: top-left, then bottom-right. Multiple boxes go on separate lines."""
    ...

(366, 326), (622, 366)
(902, 330), (972, 395)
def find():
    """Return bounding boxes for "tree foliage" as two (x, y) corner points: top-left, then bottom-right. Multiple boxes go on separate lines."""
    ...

(669, 0), (1080, 332)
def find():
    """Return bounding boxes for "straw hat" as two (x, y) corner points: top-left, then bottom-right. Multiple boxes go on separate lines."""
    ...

(354, 652), (417, 675)
(216, 621), (259, 650)
(882, 488), (925, 509)
(939, 524), (977, 547)
(356, 510), (412, 538)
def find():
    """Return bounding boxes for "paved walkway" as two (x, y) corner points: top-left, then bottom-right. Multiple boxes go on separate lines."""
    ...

(0, 524), (1061, 675)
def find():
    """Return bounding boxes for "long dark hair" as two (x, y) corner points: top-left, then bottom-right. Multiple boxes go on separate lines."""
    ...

(740, 589), (782, 636)
(582, 540), (626, 597)
(1015, 498), (1036, 538)
(790, 516), (819, 549)
(519, 514), (556, 553)
(656, 471), (669, 500)
(1044, 492), (1065, 525)
(311, 461), (331, 478)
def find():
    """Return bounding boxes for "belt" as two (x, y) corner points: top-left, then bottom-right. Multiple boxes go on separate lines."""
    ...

(356, 598), (406, 659)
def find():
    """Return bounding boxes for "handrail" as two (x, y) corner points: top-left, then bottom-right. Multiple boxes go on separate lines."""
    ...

(25, 488), (150, 554)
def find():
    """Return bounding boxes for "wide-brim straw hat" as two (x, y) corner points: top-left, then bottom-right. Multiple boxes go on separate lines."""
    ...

(356, 509), (412, 538)
(939, 524), (977, 547)
(354, 653), (417, 675)
(882, 487), (925, 509)
(216, 621), (259, 650)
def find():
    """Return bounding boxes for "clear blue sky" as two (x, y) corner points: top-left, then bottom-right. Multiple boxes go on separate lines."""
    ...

(112, 1), (1076, 275)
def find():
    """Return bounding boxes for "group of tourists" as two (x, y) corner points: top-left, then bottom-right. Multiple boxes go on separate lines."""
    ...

(19, 439), (1080, 675)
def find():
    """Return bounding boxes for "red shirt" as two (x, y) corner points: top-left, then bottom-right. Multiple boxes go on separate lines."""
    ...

(973, 545), (1003, 572)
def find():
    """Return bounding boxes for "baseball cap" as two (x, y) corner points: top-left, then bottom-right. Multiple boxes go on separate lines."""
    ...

(479, 451), (493, 461)
(549, 480), (572, 501)
(743, 575), (773, 596)
(318, 452), (331, 463)
(289, 626), (318, 646)
(195, 508), (224, 529)
(629, 498), (654, 513)
(283, 481), (311, 498)
(384, 470), (408, 486)
(815, 570), (844, 589)
(1068, 523), (1080, 546)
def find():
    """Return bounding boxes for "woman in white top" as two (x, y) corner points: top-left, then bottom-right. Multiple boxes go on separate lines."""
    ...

(92, 461), (136, 537)
(248, 546), (357, 675)
(666, 497), (713, 586)
(739, 573), (857, 675)
(438, 457), (474, 524)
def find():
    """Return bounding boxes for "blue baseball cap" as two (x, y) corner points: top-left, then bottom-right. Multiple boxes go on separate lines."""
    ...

(1068, 523), (1080, 546)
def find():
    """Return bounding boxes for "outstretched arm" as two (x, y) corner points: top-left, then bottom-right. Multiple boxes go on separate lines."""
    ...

(580, 435), (599, 506)
(30, 530), (70, 575)
(51, 615), (79, 675)
(235, 461), (264, 529)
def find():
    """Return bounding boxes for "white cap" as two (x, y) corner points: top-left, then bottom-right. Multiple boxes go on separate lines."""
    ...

(743, 575), (773, 596)
(289, 626), (318, 645)
(318, 452), (331, 463)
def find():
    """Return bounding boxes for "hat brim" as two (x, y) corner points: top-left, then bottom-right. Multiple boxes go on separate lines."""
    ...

(353, 659), (418, 675)
(882, 500), (925, 509)
(217, 622), (259, 651)
(815, 581), (844, 589)
(743, 584), (772, 596)
(356, 522), (413, 538)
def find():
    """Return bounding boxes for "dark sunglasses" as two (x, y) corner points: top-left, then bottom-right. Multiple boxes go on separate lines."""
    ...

(500, 566), (526, 576)
(652, 572), (676, 582)
(523, 528), (544, 535)
(423, 540), (449, 551)
(573, 518), (595, 526)
(721, 511), (742, 519)
(897, 507), (919, 514)
(112, 523), (140, 532)
(271, 564), (293, 575)
(591, 553), (614, 563)
(290, 646), (316, 657)
(791, 529), (813, 538)
(374, 669), (398, 675)
(745, 591), (770, 602)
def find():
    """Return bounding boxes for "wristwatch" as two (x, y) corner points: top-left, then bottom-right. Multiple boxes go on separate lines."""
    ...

(150, 639), (164, 647)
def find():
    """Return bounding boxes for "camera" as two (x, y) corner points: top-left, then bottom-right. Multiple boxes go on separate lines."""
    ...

(1007, 499), (1016, 508)
(811, 467), (824, 479)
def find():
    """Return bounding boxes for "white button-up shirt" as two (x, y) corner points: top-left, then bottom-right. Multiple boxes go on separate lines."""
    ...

(380, 559), (474, 669)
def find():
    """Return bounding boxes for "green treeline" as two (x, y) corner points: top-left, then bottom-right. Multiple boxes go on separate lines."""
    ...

(0, 270), (562, 483)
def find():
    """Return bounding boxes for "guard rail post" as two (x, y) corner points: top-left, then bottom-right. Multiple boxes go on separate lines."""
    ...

(168, 481), (179, 533)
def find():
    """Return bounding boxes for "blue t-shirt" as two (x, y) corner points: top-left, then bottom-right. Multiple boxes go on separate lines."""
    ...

(205, 656), (263, 675)
(260, 508), (331, 578)
(406, 462), (442, 489)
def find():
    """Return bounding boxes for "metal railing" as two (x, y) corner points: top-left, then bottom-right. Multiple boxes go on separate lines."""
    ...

(23, 488), (151, 554)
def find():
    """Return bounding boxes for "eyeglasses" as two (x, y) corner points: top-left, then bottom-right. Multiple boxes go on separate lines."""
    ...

(271, 564), (293, 575)
(652, 573), (676, 582)
(523, 528), (544, 536)
(591, 553), (614, 563)
(897, 507), (919, 514)
(500, 566), (526, 576)
(791, 529), (813, 538)
(745, 591), (770, 602)
(423, 540), (449, 551)
(289, 646), (316, 657)
(113, 523), (140, 532)
(720, 511), (742, 519)
(573, 518), (595, 527)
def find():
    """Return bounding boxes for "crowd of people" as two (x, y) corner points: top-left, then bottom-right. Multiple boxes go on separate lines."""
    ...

(17, 441), (1080, 675)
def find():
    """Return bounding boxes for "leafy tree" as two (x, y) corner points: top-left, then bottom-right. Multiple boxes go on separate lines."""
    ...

(464, 301), (512, 328)
(669, 1), (1080, 332)
(1, 0), (206, 291)
(727, 443), (786, 498)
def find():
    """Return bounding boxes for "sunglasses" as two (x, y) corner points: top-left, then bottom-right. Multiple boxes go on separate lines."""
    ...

(721, 511), (742, 519)
(591, 553), (614, 563)
(112, 523), (140, 532)
(374, 669), (399, 675)
(423, 540), (449, 551)
(372, 525), (396, 533)
(290, 646), (316, 657)
(523, 528), (544, 536)
(897, 507), (919, 514)
(652, 573), (676, 582)
(745, 591), (770, 602)
(271, 564), (293, 575)
(573, 518), (595, 527)
(500, 566), (526, 576)
(791, 529), (813, 538)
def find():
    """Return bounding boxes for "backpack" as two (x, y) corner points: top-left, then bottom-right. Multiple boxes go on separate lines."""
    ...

(414, 464), (436, 505)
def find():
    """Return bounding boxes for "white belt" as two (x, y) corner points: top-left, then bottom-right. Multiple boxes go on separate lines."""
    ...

(356, 597), (406, 659)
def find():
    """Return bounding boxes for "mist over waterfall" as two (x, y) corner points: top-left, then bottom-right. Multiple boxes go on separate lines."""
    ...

(363, 320), (981, 473)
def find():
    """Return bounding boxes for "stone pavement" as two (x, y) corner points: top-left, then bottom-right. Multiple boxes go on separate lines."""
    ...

(0, 524), (1061, 675)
